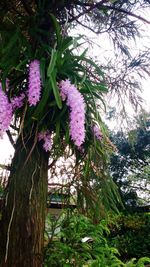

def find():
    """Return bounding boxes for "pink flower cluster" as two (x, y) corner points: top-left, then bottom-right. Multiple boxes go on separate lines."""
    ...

(59, 79), (85, 147)
(11, 93), (25, 111)
(28, 60), (41, 106)
(0, 83), (12, 138)
(0, 59), (41, 138)
(38, 131), (52, 152)
(92, 124), (103, 141)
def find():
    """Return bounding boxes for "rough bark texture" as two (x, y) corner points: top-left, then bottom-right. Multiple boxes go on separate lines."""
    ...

(0, 137), (49, 267)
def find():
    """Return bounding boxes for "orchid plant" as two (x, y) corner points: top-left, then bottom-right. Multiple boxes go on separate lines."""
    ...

(0, 15), (108, 156)
(0, 15), (120, 215)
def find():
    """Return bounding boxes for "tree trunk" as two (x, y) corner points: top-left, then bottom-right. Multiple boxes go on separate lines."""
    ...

(0, 136), (49, 267)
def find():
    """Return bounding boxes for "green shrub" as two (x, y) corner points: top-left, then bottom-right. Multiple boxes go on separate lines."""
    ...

(108, 213), (150, 260)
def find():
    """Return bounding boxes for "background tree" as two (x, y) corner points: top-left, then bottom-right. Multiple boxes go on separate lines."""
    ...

(109, 112), (150, 208)
(0, 1), (150, 267)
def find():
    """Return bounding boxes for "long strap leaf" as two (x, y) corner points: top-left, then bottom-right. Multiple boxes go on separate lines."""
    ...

(49, 73), (62, 109)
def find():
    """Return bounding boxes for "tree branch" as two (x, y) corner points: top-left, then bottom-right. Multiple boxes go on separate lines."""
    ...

(0, 164), (11, 171)
(71, 16), (110, 34)
(74, 1), (150, 25)
(48, 183), (70, 188)
(6, 130), (15, 149)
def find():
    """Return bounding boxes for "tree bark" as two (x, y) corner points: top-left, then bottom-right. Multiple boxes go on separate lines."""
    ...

(0, 136), (49, 267)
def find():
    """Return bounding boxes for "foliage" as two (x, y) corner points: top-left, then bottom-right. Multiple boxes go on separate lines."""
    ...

(108, 213), (150, 261)
(44, 212), (150, 267)
(109, 112), (150, 207)
(126, 257), (150, 267)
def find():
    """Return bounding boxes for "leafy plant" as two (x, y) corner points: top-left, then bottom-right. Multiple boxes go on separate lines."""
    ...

(44, 212), (124, 267)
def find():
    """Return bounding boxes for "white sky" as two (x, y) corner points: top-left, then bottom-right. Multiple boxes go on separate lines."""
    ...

(0, 135), (14, 164)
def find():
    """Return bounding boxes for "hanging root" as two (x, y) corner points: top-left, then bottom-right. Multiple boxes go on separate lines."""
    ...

(29, 164), (37, 204)
(5, 191), (16, 262)
(23, 126), (38, 167)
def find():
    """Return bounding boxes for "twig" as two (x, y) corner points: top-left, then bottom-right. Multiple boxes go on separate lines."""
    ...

(48, 159), (57, 169)
(103, 5), (150, 24)
(48, 183), (71, 188)
(69, 6), (95, 23)
(20, 0), (33, 15)
(10, 124), (18, 131)
(73, 17), (111, 34)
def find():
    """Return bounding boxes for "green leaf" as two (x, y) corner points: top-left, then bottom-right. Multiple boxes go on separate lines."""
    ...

(3, 30), (18, 54)
(54, 105), (67, 122)
(47, 49), (57, 77)
(80, 72), (87, 85)
(64, 124), (70, 143)
(49, 73), (62, 109)
(59, 37), (73, 53)
(32, 79), (52, 120)
(40, 58), (46, 85)
(92, 91), (106, 111)
(73, 36), (86, 48)
(1, 70), (9, 91)
(75, 55), (104, 78)
(49, 13), (61, 46)
(15, 59), (28, 71)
